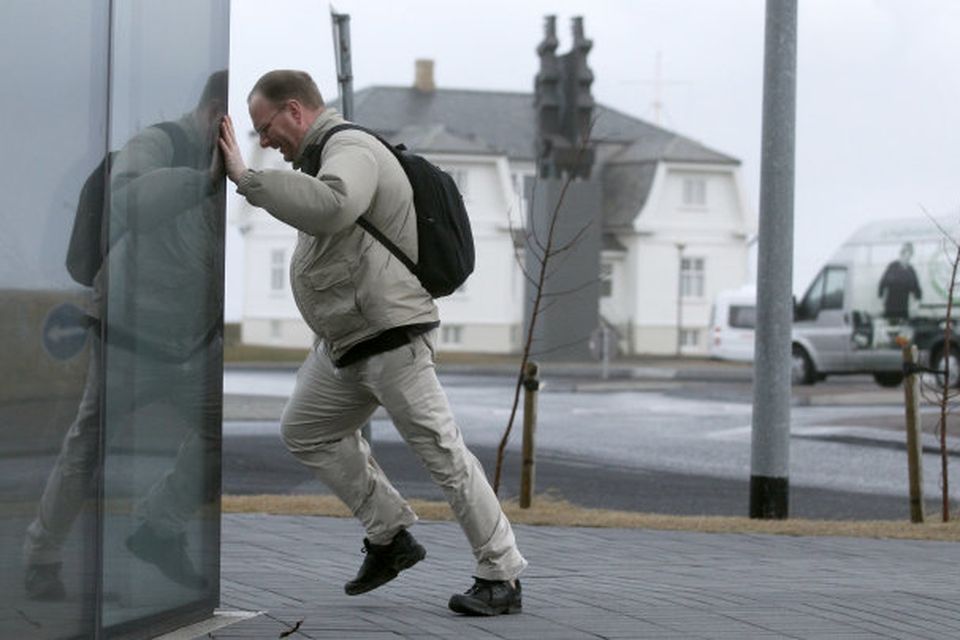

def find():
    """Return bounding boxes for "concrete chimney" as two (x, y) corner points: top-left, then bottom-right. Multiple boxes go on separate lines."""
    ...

(414, 59), (435, 92)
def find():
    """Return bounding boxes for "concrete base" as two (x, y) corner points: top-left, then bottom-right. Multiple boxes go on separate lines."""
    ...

(152, 610), (261, 639)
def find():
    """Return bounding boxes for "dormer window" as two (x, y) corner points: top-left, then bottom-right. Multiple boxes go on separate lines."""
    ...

(682, 177), (706, 207)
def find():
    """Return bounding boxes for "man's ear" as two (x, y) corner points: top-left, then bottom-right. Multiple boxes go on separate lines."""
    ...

(287, 100), (304, 125)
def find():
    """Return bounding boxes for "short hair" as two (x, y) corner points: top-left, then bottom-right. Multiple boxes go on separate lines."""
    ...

(248, 70), (324, 109)
(198, 69), (228, 109)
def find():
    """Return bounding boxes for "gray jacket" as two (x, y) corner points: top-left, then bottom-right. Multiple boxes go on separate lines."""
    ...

(237, 108), (437, 362)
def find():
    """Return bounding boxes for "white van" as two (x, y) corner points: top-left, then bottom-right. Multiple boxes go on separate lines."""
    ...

(709, 286), (756, 362)
(791, 216), (960, 387)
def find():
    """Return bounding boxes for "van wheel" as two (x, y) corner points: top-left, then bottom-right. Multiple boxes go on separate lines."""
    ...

(872, 372), (903, 388)
(931, 346), (960, 388)
(791, 346), (816, 385)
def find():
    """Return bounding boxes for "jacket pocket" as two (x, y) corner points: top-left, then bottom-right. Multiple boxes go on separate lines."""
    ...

(305, 262), (365, 341)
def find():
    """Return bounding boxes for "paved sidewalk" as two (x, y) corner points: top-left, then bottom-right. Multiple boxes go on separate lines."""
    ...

(212, 514), (959, 639)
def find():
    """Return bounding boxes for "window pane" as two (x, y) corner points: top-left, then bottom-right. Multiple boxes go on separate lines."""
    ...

(680, 257), (704, 298)
(600, 263), (613, 298)
(683, 177), (706, 206)
(822, 268), (847, 311)
(1, 2), (109, 637)
(800, 270), (826, 318)
(728, 305), (756, 329)
(271, 249), (285, 291)
(100, 0), (228, 633)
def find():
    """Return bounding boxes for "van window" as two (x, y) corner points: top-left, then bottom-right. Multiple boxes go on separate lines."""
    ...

(798, 266), (847, 319)
(728, 305), (756, 329)
(822, 267), (847, 310)
(798, 270), (826, 319)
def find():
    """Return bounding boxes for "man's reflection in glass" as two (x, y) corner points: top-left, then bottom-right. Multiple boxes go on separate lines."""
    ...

(23, 72), (226, 601)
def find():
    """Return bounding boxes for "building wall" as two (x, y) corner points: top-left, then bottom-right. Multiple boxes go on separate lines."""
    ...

(239, 152), (529, 354)
(627, 163), (754, 355)
(243, 316), (314, 348)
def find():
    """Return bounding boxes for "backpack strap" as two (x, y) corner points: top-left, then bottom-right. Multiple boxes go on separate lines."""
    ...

(314, 123), (404, 163)
(153, 121), (194, 167)
(304, 123), (417, 273)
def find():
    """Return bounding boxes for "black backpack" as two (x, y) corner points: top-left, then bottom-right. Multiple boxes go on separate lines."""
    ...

(66, 122), (192, 286)
(303, 123), (475, 298)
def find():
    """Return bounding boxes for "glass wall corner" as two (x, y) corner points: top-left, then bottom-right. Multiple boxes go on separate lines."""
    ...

(1, 2), (229, 638)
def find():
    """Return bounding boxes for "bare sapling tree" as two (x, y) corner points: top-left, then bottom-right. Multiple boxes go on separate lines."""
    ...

(919, 211), (959, 522)
(492, 127), (597, 496)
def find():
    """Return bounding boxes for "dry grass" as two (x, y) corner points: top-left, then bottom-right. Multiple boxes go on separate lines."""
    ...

(223, 343), (309, 363)
(222, 494), (960, 542)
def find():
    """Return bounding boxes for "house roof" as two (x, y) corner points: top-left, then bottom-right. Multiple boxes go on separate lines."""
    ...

(338, 86), (739, 165)
(392, 123), (498, 155)
(332, 86), (740, 228)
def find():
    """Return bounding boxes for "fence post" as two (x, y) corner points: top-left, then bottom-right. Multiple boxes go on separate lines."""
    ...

(520, 361), (540, 509)
(899, 338), (925, 523)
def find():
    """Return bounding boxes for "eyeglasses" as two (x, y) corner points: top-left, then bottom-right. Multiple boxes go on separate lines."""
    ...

(255, 103), (287, 137)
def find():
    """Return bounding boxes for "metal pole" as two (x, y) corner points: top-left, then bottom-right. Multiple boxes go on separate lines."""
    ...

(676, 243), (685, 357)
(749, 0), (797, 519)
(331, 11), (368, 446)
(520, 361), (540, 509)
(330, 11), (354, 120)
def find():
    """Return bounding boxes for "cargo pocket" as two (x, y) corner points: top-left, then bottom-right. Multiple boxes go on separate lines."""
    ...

(307, 263), (365, 342)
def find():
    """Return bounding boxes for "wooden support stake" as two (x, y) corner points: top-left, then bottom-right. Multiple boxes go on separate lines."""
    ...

(520, 361), (540, 509)
(899, 339), (925, 523)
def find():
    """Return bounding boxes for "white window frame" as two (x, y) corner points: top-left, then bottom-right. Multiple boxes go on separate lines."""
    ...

(600, 262), (614, 299)
(682, 176), (707, 207)
(270, 249), (286, 293)
(680, 328), (700, 347)
(680, 257), (705, 299)
(441, 325), (463, 345)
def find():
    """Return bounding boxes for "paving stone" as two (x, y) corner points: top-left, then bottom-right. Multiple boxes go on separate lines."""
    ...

(215, 514), (960, 639)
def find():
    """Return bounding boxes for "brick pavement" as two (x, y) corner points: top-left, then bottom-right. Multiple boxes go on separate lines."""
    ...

(211, 514), (960, 640)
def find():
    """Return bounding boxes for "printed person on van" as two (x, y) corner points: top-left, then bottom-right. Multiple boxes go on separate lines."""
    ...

(878, 241), (922, 321)
(217, 70), (526, 616)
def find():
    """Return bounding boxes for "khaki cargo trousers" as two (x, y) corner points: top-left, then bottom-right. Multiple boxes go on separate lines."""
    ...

(281, 330), (527, 581)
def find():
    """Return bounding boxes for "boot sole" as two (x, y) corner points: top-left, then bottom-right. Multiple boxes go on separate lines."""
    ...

(448, 596), (522, 616)
(344, 545), (426, 595)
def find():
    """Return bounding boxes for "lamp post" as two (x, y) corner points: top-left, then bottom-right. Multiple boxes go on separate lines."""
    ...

(750, 0), (797, 519)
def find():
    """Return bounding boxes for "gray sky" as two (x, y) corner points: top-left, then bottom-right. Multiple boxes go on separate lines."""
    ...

(226, 0), (960, 319)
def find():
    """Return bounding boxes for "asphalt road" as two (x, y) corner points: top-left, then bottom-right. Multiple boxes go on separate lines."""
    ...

(223, 429), (941, 521)
(222, 368), (958, 521)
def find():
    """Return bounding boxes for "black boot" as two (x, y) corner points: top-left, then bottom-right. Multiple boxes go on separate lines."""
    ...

(449, 577), (522, 616)
(125, 523), (208, 590)
(344, 529), (426, 595)
(25, 562), (66, 601)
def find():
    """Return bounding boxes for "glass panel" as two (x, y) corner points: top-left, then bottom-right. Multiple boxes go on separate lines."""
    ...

(728, 305), (757, 329)
(822, 267), (847, 311)
(100, 0), (228, 634)
(0, 2), (109, 637)
(799, 270), (826, 319)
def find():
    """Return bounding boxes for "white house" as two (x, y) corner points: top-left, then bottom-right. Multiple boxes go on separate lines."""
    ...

(232, 63), (755, 356)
